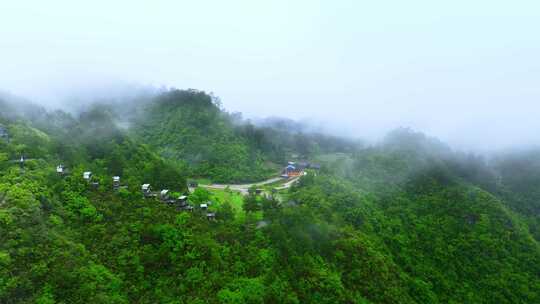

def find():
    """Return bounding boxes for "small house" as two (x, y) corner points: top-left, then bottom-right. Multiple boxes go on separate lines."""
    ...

(177, 195), (188, 206)
(142, 184), (152, 196)
(83, 171), (92, 181)
(310, 163), (321, 170)
(200, 203), (208, 210)
(56, 165), (64, 175)
(113, 176), (120, 189)
(188, 181), (198, 188)
(91, 182), (100, 189)
(206, 212), (216, 221)
(160, 189), (170, 201)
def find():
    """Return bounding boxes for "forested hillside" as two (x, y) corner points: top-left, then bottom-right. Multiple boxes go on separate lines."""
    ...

(0, 92), (539, 303)
(128, 90), (358, 183)
(128, 90), (273, 183)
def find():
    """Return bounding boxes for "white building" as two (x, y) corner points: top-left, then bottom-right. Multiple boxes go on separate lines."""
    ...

(83, 171), (92, 180)
(160, 189), (170, 200)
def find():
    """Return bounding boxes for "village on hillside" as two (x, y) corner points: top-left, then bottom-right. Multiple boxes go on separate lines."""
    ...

(16, 153), (321, 221)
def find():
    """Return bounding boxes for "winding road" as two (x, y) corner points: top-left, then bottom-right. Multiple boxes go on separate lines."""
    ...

(198, 176), (301, 195)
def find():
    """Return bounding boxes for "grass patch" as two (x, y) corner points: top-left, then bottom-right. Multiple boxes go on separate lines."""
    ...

(207, 188), (244, 213)
(206, 188), (265, 221)
(196, 178), (213, 185)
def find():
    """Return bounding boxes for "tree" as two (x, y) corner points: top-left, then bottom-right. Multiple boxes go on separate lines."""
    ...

(217, 202), (235, 221)
(189, 187), (211, 204)
(243, 191), (260, 214)
(262, 196), (280, 219)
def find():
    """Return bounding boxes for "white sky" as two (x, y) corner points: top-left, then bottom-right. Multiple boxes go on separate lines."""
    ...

(1, 0), (539, 151)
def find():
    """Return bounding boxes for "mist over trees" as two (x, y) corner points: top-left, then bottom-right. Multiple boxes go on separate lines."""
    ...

(2, 0), (539, 301)
(0, 89), (539, 303)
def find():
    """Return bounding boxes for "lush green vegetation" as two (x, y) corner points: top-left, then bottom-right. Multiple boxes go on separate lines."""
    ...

(129, 90), (357, 183)
(1, 92), (539, 303)
(129, 90), (274, 183)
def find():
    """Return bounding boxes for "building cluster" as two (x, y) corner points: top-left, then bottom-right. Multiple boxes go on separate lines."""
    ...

(281, 161), (320, 178)
(66, 167), (214, 219)
(141, 183), (214, 219)
(45, 159), (317, 221)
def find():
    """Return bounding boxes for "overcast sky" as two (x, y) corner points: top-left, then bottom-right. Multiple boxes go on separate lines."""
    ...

(1, 1), (539, 151)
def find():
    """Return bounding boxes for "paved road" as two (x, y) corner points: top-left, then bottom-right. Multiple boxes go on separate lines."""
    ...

(199, 176), (300, 195)
(274, 176), (301, 190)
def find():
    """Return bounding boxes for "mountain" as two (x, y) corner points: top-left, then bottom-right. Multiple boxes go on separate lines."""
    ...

(127, 89), (358, 183)
(0, 90), (538, 303)
(129, 90), (275, 183)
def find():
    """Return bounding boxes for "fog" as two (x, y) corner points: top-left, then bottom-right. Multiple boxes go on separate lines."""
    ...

(1, 1), (539, 152)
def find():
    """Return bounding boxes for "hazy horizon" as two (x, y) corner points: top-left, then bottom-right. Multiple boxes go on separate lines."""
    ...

(2, 1), (539, 151)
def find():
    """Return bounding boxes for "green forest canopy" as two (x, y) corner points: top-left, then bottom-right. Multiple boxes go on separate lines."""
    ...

(0, 90), (539, 303)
